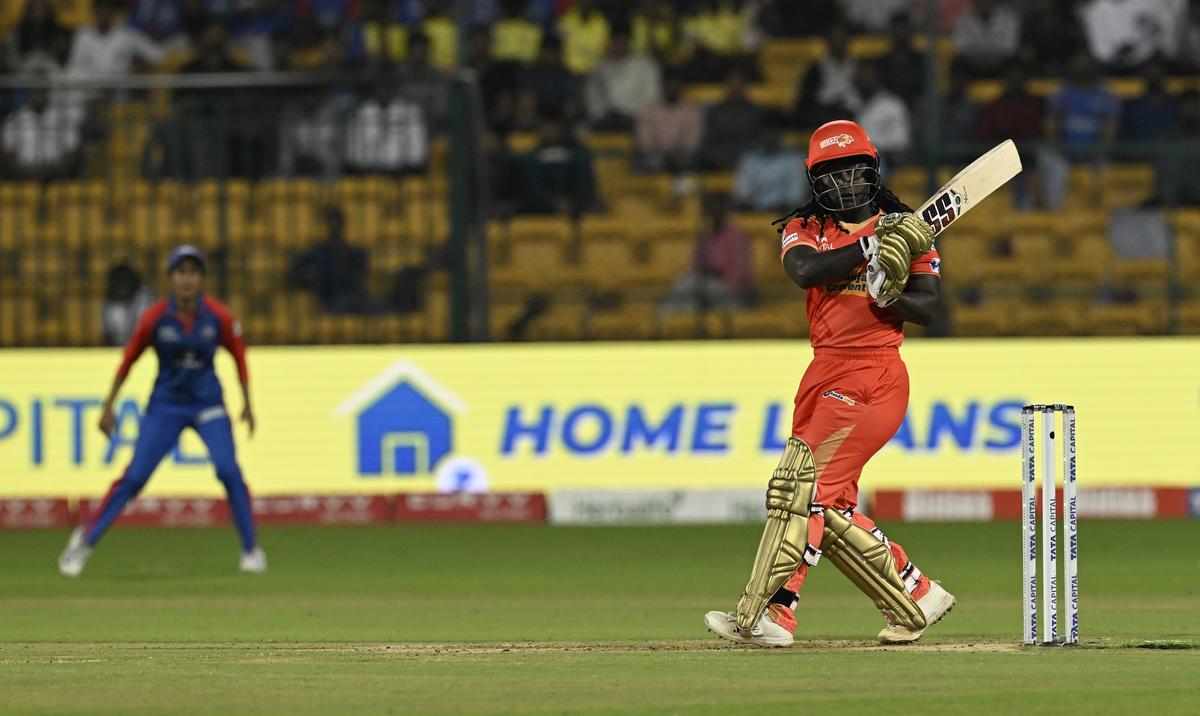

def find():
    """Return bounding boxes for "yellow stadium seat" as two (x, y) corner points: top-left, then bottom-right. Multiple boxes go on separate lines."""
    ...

(729, 303), (809, 339)
(951, 299), (1022, 336)
(586, 133), (634, 152)
(1175, 299), (1200, 334)
(628, 236), (694, 290)
(580, 237), (635, 292)
(1089, 300), (1169, 335)
(0, 182), (40, 250)
(589, 302), (655, 340)
(1176, 235), (1200, 281)
(196, 180), (252, 246)
(257, 179), (322, 249)
(0, 296), (36, 345)
(335, 176), (392, 247)
(1113, 258), (1168, 283)
(1015, 299), (1091, 336)
(43, 181), (109, 249)
(506, 215), (577, 246)
(489, 301), (529, 341)
(1049, 235), (1111, 283)
(523, 300), (586, 342)
(492, 238), (568, 292)
(656, 310), (707, 340)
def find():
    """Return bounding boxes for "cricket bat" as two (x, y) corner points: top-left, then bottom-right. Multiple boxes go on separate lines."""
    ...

(917, 139), (1022, 236)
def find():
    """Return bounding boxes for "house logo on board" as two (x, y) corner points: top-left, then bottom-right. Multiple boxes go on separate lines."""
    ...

(335, 361), (467, 477)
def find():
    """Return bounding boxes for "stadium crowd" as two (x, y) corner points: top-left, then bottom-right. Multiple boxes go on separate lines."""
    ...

(1, 0), (1199, 341)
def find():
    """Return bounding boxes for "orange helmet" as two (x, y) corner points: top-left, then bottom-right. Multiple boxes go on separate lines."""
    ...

(805, 120), (878, 170)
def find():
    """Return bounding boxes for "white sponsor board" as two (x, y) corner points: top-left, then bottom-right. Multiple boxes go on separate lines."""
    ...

(549, 489), (765, 525)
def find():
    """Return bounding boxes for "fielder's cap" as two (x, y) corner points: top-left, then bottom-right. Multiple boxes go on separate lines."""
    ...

(806, 119), (878, 170)
(166, 244), (206, 273)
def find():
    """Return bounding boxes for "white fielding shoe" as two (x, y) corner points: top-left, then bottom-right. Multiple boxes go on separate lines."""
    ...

(877, 581), (957, 644)
(704, 610), (794, 648)
(239, 547), (267, 574)
(58, 527), (93, 577)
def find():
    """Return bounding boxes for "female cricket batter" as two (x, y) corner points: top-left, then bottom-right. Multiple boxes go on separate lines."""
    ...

(705, 120), (955, 646)
(58, 245), (264, 576)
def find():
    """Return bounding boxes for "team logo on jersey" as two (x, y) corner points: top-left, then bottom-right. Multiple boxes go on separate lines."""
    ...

(821, 390), (857, 406)
(200, 325), (218, 342)
(818, 133), (855, 150)
(157, 325), (181, 343)
(930, 258), (941, 275)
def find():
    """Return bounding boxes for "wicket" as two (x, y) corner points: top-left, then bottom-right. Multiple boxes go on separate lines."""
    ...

(1020, 404), (1078, 646)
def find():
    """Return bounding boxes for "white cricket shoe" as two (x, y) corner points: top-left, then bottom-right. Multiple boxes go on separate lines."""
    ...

(58, 526), (92, 578)
(877, 580), (956, 644)
(239, 546), (267, 574)
(704, 609), (794, 648)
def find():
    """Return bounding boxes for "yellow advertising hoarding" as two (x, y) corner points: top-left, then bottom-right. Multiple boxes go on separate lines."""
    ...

(0, 339), (1196, 498)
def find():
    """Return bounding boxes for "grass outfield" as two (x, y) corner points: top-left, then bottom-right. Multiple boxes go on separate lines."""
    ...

(2, 521), (1198, 714)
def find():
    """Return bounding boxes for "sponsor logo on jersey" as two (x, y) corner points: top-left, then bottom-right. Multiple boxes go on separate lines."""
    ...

(200, 325), (218, 342)
(157, 325), (181, 343)
(821, 390), (857, 406)
(818, 133), (856, 150)
(930, 258), (941, 274)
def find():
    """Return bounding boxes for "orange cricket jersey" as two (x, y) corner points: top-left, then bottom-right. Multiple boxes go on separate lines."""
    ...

(780, 213), (940, 349)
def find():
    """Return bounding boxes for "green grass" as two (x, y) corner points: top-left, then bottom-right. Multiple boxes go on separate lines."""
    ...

(2, 521), (1198, 714)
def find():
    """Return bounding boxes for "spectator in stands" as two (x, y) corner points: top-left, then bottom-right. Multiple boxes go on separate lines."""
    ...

(396, 31), (451, 129)
(1038, 53), (1119, 209)
(467, 25), (522, 134)
(793, 25), (857, 129)
(700, 68), (765, 170)
(422, 0), (458, 71)
(491, 0), (542, 64)
(125, 0), (209, 51)
(558, 0), (610, 74)
(520, 35), (582, 127)
(760, 0), (842, 37)
(876, 14), (926, 105)
(1081, 0), (1176, 74)
(853, 62), (910, 168)
(1120, 62), (1178, 143)
(731, 114), (806, 213)
(951, 0), (1021, 78)
(913, 0), (974, 33)
(346, 0), (408, 68)
(631, 0), (684, 63)
(101, 263), (157, 346)
(178, 20), (279, 180)
(1151, 90), (1200, 206)
(11, 13), (72, 80)
(345, 80), (428, 176)
(288, 205), (379, 315)
(585, 28), (661, 132)
(635, 71), (702, 175)
(6, 0), (71, 68)
(517, 114), (597, 218)
(1019, 0), (1087, 76)
(1172, 0), (1200, 71)
(658, 193), (755, 314)
(680, 0), (760, 82)
(1, 83), (83, 180)
(67, 0), (165, 80)
(842, 0), (910, 33)
(486, 129), (521, 219)
(940, 65), (979, 145)
(977, 66), (1045, 210)
(178, 19), (246, 74)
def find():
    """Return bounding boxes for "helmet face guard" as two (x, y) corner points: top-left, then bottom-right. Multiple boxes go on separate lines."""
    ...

(808, 156), (881, 212)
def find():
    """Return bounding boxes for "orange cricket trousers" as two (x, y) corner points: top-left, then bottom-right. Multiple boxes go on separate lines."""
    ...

(773, 347), (930, 628)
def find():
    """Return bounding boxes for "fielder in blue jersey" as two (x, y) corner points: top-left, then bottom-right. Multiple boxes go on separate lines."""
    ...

(58, 246), (264, 576)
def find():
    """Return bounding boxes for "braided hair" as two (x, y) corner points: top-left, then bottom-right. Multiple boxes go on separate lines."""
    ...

(772, 185), (914, 236)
